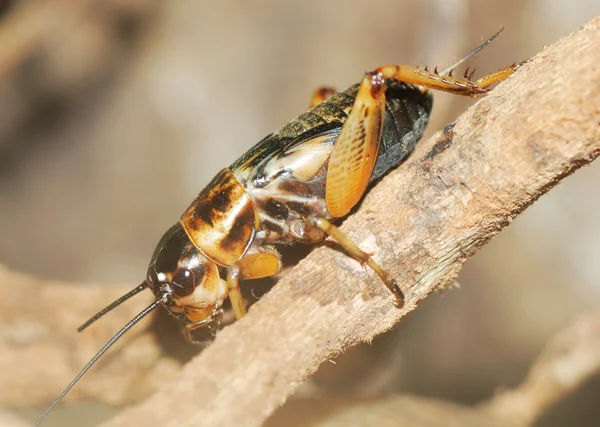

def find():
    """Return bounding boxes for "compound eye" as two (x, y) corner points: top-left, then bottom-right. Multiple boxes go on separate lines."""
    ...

(171, 268), (196, 297)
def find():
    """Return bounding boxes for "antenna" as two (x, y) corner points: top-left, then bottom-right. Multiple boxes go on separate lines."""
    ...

(439, 27), (505, 77)
(77, 282), (148, 332)
(34, 298), (162, 426)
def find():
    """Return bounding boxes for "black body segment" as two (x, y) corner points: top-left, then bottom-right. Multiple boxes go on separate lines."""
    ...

(373, 82), (432, 181)
(231, 81), (432, 183)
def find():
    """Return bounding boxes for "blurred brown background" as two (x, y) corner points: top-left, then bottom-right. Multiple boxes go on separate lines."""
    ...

(2, 0), (600, 425)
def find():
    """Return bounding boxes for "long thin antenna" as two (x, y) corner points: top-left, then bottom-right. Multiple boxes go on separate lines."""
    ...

(77, 282), (147, 332)
(34, 298), (162, 427)
(439, 27), (505, 77)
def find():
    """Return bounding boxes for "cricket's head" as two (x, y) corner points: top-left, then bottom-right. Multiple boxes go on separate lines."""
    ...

(35, 224), (228, 426)
(146, 223), (227, 326)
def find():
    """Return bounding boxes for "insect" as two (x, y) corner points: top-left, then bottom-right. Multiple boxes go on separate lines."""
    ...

(35, 29), (524, 425)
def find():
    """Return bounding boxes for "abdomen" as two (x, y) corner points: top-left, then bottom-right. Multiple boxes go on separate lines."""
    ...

(232, 81), (432, 183)
(234, 81), (432, 244)
(373, 81), (433, 181)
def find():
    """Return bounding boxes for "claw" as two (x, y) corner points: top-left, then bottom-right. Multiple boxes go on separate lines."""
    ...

(357, 251), (376, 271)
(390, 278), (404, 309)
(463, 66), (471, 79)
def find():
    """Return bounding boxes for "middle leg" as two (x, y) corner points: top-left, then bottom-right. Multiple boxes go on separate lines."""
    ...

(226, 246), (283, 320)
(307, 216), (404, 308)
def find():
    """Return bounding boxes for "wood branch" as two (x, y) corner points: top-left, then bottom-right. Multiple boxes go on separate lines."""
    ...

(264, 313), (600, 427)
(0, 265), (182, 406)
(484, 312), (600, 425)
(86, 16), (600, 427)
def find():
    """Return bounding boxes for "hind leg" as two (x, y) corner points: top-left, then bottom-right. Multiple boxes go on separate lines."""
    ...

(308, 86), (337, 108)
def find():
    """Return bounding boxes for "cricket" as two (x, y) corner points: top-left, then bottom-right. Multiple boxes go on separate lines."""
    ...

(35, 28), (524, 425)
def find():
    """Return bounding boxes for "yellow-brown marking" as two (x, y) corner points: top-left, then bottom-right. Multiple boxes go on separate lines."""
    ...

(181, 168), (259, 266)
(325, 73), (385, 218)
